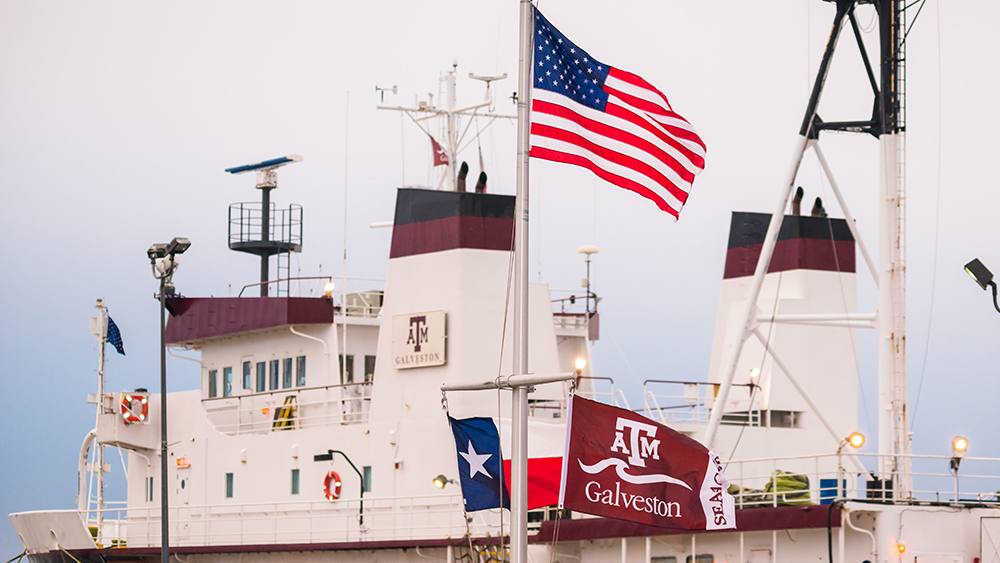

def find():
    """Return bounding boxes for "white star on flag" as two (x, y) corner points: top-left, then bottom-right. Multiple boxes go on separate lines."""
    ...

(460, 441), (493, 479)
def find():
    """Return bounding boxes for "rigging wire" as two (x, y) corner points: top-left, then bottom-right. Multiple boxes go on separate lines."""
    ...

(909, 0), (943, 433)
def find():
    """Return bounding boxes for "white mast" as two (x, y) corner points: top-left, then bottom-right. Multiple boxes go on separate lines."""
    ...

(93, 300), (107, 537)
(511, 0), (533, 561)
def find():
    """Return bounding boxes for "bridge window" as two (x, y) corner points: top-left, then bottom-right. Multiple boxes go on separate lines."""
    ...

(242, 361), (251, 389)
(223, 367), (233, 397)
(269, 360), (279, 390)
(296, 356), (306, 387)
(364, 355), (376, 382)
(256, 362), (266, 392)
(291, 469), (300, 495)
(225, 473), (234, 498)
(363, 466), (372, 493)
(283, 358), (293, 388)
(208, 370), (218, 398)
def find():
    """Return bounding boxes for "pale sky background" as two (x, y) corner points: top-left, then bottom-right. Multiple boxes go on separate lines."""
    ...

(2, 1), (999, 556)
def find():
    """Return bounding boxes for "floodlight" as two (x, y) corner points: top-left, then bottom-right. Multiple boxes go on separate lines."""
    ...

(575, 358), (587, 374)
(167, 237), (191, 255)
(147, 243), (168, 260)
(952, 436), (968, 457)
(964, 258), (1000, 313)
(848, 432), (865, 449)
(433, 474), (455, 489)
(324, 282), (335, 299)
(965, 258), (993, 290)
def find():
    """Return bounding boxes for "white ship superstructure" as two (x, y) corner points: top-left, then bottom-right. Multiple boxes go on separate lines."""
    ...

(10, 1), (1000, 563)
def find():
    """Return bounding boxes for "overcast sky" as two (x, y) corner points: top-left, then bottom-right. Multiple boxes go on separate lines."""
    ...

(3, 1), (999, 556)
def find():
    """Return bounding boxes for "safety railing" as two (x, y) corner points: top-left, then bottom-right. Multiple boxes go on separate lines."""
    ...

(724, 452), (1000, 509)
(83, 492), (498, 548)
(642, 380), (761, 426)
(201, 382), (373, 435)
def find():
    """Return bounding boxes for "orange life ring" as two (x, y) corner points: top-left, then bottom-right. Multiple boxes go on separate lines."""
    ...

(120, 393), (148, 425)
(323, 471), (342, 500)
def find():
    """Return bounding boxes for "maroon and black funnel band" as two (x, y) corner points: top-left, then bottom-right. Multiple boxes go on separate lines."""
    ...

(724, 212), (855, 278)
(390, 188), (515, 259)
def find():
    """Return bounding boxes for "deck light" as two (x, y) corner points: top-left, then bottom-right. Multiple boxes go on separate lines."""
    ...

(848, 432), (865, 449)
(148, 236), (191, 563)
(574, 358), (587, 375)
(324, 282), (335, 299)
(952, 436), (968, 457)
(896, 541), (905, 554)
(964, 258), (1000, 313)
(433, 474), (456, 489)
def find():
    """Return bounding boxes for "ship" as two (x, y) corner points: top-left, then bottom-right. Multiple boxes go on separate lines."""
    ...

(9, 1), (1000, 563)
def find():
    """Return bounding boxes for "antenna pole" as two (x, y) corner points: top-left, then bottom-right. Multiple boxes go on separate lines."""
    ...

(95, 299), (106, 541)
(511, 1), (532, 562)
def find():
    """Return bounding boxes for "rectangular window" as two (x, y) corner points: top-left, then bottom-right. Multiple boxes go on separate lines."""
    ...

(242, 361), (252, 389)
(256, 362), (266, 393)
(283, 358), (293, 388)
(339, 354), (354, 384)
(225, 473), (234, 498)
(270, 360), (279, 390)
(296, 356), (306, 387)
(146, 477), (154, 502)
(223, 367), (233, 397)
(362, 465), (372, 493)
(291, 469), (300, 495)
(364, 355), (376, 382)
(208, 370), (218, 398)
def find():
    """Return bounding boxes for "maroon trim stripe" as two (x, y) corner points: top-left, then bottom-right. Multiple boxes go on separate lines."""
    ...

(724, 238), (856, 279)
(389, 215), (514, 259)
(531, 504), (840, 542)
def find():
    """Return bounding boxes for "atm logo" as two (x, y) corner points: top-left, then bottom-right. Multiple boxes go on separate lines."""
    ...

(391, 311), (446, 369)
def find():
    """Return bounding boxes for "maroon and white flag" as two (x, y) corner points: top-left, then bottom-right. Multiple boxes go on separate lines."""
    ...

(429, 135), (450, 167)
(559, 396), (736, 530)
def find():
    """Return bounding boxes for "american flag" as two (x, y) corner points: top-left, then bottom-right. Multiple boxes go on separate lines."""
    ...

(529, 8), (706, 218)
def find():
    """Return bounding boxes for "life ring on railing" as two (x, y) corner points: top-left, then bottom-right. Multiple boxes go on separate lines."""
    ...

(323, 471), (342, 500)
(120, 393), (149, 425)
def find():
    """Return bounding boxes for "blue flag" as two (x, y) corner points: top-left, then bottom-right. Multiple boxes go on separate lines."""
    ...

(107, 317), (126, 356)
(448, 416), (509, 512)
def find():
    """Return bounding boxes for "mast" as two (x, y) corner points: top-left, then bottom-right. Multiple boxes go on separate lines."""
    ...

(94, 299), (107, 537)
(703, 0), (910, 496)
(876, 0), (909, 497)
(511, 0), (533, 561)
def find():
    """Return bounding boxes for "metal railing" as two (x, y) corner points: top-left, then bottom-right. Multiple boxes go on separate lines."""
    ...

(202, 382), (373, 435)
(724, 452), (1000, 509)
(642, 379), (759, 426)
(84, 492), (490, 548)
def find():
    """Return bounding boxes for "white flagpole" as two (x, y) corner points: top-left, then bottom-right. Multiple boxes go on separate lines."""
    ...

(511, 0), (533, 561)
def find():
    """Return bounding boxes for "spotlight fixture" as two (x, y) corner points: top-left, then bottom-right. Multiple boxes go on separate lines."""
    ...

(952, 436), (968, 457)
(574, 358), (587, 376)
(433, 474), (456, 489)
(964, 258), (1000, 313)
(848, 432), (865, 449)
(324, 282), (335, 299)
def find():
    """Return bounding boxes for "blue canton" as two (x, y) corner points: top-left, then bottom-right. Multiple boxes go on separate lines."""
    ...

(533, 8), (610, 111)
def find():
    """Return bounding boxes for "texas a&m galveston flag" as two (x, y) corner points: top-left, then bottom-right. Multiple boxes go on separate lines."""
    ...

(529, 8), (706, 219)
(560, 396), (736, 530)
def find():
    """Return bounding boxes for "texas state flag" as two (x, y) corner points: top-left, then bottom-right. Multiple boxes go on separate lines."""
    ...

(498, 418), (565, 510)
(448, 416), (510, 511)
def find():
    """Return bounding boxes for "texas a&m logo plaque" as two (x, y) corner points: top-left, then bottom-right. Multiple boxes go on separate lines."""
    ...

(391, 311), (446, 369)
